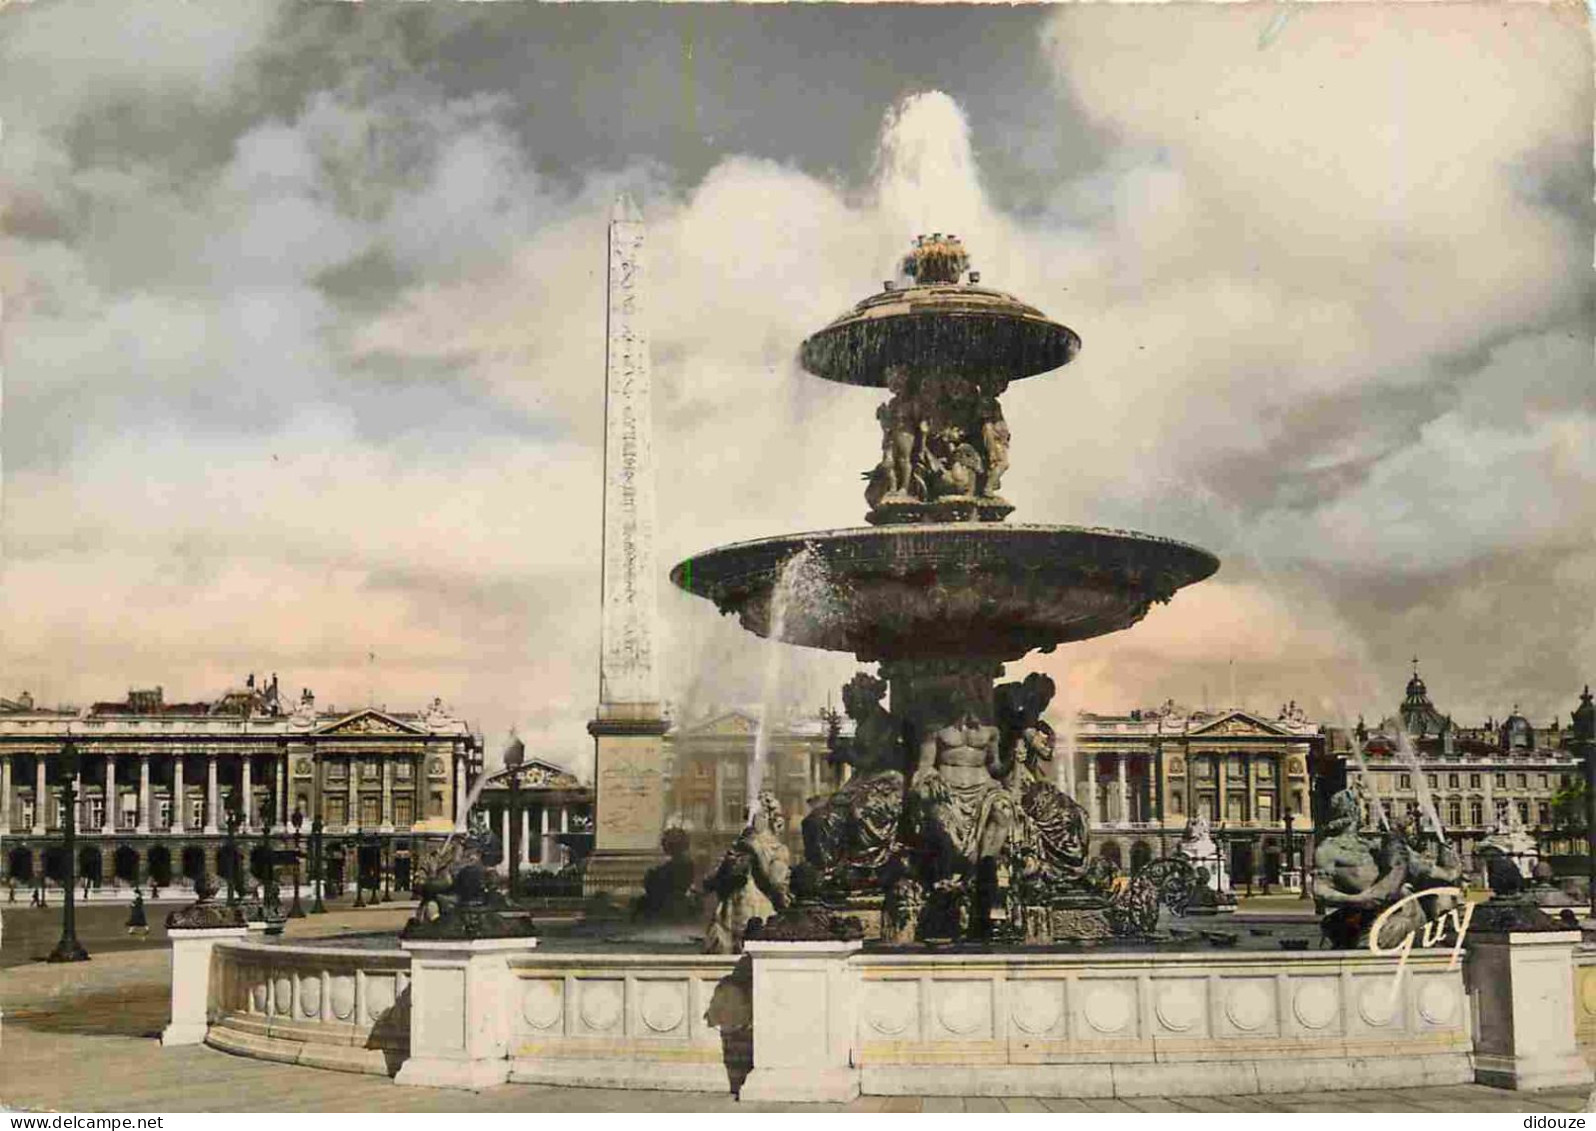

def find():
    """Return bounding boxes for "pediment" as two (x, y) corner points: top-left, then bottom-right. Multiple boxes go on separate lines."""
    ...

(679, 710), (761, 738)
(1188, 711), (1290, 739)
(315, 710), (425, 737)
(489, 758), (583, 791)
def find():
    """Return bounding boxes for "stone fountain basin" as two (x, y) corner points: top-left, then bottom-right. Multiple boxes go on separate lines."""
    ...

(671, 523), (1219, 662)
(799, 283), (1081, 386)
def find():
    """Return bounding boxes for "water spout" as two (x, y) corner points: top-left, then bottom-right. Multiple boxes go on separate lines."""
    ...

(748, 546), (834, 809)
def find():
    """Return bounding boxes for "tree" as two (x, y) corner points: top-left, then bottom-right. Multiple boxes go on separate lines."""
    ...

(1550, 776), (1587, 835)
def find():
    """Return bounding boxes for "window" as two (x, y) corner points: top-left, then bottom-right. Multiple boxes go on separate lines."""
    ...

(1258, 760), (1274, 780)
(1538, 774), (1549, 789)
(394, 797), (414, 826)
(362, 760), (380, 781)
(326, 797), (347, 826)
(1469, 774), (1481, 789)
(1538, 803), (1551, 826)
(396, 761), (413, 781)
(1170, 793), (1184, 816)
(1470, 801), (1483, 826)
(120, 793), (138, 829)
(1518, 802), (1530, 826)
(360, 796), (381, 826)
(1447, 773), (1459, 788)
(1516, 773), (1528, 789)
(189, 798), (205, 829)
(1399, 774), (1411, 789)
(86, 798), (105, 829)
(1256, 794), (1274, 823)
(722, 794), (745, 828)
(1196, 759), (1214, 780)
(157, 799), (172, 829)
(1496, 773), (1507, 788)
(1447, 800), (1462, 827)
(429, 789), (444, 816)
(19, 798), (35, 829)
(1426, 774), (1437, 789)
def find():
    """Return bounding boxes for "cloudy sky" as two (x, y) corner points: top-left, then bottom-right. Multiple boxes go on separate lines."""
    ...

(1, 1), (1591, 774)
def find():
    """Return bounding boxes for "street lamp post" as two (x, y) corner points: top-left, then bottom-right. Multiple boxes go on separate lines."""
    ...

(1573, 686), (1595, 919)
(48, 740), (89, 963)
(222, 793), (243, 907)
(352, 834), (366, 908)
(310, 815), (326, 914)
(381, 838), (392, 903)
(288, 807), (306, 918)
(258, 793), (279, 915)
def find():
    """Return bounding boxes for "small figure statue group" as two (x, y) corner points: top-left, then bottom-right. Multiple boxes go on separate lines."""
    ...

(865, 365), (1010, 513)
(702, 792), (793, 954)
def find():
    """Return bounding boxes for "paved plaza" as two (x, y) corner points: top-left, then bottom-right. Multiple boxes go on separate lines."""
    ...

(0, 900), (1588, 1114)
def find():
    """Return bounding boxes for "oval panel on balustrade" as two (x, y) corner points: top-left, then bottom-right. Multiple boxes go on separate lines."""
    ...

(1416, 979), (1458, 1026)
(250, 977), (268, 1014)
(299, 974), (323, 1019)
(366, 975), (397, 1021)
(1224, 981), (1273, 1032)
(579, 981), (624, 1032)
(1153, 982), (1203, 1033)
(1010, 982), (1063, 1036)
(933, 981), (990, 1037)
(1082, 983), (1133, 1035)
(865, 981), (918, 1037)
(1291, 981), (1339, 1030)
(1581, 972), (1596, 1018)
(328, 974), (356, 1021)
(639, 982), (687, 1034)
(273, 977), (294, 1016)
(521, 980), (563, 1031)
(1356, 980), (1399, 1027)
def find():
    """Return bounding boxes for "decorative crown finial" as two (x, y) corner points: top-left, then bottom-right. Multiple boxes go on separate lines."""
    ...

(902, 233), (970, 285)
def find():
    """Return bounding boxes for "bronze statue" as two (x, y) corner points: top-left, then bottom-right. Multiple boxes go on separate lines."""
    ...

(801, 672), (908, 888)
(703, 791), (793, 954)
(1313, 788), (1424, 949)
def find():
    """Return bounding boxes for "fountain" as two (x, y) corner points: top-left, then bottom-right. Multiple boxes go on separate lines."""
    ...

(172, 228), (1587, 1101)
(674, 234), (1219, 944)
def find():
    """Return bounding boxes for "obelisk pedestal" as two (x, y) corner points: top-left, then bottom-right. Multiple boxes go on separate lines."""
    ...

(585, 195), (667, 899)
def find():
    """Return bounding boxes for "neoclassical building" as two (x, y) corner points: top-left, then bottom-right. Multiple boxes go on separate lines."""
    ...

(1067, 702), (1323, 887)
(1330, 664), (1583, 865)
(1, 678), (481, 893)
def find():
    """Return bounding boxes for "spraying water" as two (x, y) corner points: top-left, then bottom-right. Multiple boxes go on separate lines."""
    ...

(1392, 725), (1445, 837)
(748, 546), (834, 810)
(1347, 730), (1391, 832)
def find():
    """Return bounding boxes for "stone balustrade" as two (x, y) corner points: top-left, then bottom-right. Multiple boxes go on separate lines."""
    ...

(854, 949), (1473, 1097)
(205, 939), (412, 1076)
(180, 934), (1596, 1099)
(505, 953), (751, 1092)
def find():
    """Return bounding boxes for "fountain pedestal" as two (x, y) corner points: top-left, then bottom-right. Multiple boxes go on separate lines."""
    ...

(396, 936), (540, 1089)
(1467, 928), (1593, 1091)
(162, 925), (252, 1046)
(740, 938), (865, 1103)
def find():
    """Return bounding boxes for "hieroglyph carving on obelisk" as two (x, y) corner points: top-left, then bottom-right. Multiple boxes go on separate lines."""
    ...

(598, 193), (660, 715)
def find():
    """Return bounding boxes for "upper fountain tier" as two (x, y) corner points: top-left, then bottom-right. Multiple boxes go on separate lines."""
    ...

(799, 234), (1080, 388)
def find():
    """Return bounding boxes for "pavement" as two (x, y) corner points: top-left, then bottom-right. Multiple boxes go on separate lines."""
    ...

(0, 898), (1590, 1113)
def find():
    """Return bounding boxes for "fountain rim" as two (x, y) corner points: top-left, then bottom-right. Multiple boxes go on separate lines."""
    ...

(670, 521), (1221, 586)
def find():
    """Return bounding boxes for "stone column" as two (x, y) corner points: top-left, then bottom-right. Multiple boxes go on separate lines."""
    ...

(138, 753), (151, 833)
(101, 754), (116, 834)
(204, 752), (219, 834)
(348, 757), (360, 829)
(280, 749), (291, 828)
(454, 756), (467, 831)
(499, 806), (510, 873)
(521, 808), (532, 866)
(1215, 754), (1228, 822)
(241, 756), (253, 831)
(1245, 754), (1257, 823)
(1086, 755), (1100, 826)
(381, 757), (394, 830)
(0, 755), (11, 834)
(172, 757), (186, 833)
(1115, 753), (1129, 825)
(34, 757), (47, 834)
(740, 939), (864, 1102)
(540, 806), (552, 866)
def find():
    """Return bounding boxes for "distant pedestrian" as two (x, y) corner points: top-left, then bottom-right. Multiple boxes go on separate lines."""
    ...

(127, 891), (149, 936)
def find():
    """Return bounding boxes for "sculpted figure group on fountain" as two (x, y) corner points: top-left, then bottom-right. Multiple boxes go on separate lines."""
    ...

(786, 667), (1179, 946)
(865, 365), (1012, 522)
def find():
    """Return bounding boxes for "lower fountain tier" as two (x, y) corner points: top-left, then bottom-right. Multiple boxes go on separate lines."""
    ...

(670, 523), (1219, 662)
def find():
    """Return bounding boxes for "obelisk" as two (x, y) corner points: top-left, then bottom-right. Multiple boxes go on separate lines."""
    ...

(584, 194), (668, 897)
